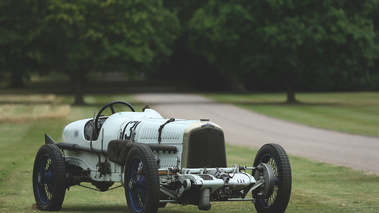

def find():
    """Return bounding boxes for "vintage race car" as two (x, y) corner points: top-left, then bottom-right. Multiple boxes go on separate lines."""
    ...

(33, 101), (292, 213)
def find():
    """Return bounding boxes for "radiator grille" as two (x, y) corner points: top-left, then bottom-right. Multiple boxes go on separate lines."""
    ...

(187, 127), (227, 168)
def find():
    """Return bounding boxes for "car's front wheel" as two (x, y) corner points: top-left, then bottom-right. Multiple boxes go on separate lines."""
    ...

(33, 144), (67, 211)
(253, 143), (292, 213)
(124, 144), (160, 213)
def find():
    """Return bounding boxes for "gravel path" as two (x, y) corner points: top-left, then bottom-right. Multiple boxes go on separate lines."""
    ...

(134, 93), (379, 174)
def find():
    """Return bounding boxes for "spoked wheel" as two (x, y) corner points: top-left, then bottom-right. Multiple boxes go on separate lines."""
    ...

(253, 143), (292, 213)
(33, 144), (67, 211)
(124, 144), (159, 213)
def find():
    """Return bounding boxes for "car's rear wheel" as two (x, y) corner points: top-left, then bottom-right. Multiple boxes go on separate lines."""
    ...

(253, 143), (292, 213)
(33, 144), (67, 211)
(124, 144), (159, 213)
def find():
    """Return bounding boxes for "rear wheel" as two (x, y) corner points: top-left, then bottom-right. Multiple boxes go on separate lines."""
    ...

(253, 143), (292, 213)
(124, 144), (159, 213)
(33, 144), (67, 211)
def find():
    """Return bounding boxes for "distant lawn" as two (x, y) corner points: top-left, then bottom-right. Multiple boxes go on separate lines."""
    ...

(204, 92), (379, 136)
(1, 94), (379, 213)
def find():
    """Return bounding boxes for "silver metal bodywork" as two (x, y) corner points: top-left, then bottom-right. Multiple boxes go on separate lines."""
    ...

(57, 108), (271, 209)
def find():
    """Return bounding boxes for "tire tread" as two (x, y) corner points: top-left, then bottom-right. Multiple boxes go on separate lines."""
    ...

(33, 144), (67, 211)
(253, 143), (292, 213)
(125, 144), (159, 213)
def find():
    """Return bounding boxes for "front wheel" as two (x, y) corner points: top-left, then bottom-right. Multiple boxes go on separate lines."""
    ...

(253, 143), (292, 213)
(124, 144), (160, 213)
(33, 144), (67, 211)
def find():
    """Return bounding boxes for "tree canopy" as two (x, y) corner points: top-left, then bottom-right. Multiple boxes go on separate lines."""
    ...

(188, 0), (378, 102)
(0, 0), (48, 87)
(1, 0), (378, 104)
(0, 0), (179, 104)
(40, 0), (179, 104)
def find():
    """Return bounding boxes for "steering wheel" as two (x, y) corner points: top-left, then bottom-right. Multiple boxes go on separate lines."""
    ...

(95, 101), (135, 133)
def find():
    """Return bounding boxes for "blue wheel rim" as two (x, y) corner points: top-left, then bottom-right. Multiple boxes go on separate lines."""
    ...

(258, 153), (279, 208)
(127, 156), (147, 212)
(35, 154), (54, 205)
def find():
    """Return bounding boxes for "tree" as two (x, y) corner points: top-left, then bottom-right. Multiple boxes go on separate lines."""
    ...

(0, 0), (47, 88)
(157, 1), (225, 91)
(38, 0), (179, 104)
(188, 0), (378, 102)
(369, 3), (379, 90)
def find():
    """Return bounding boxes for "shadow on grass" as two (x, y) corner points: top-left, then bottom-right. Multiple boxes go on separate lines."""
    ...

(61, 205), (183, 213)
(218, 100), (345, 106)
(0, 78), (182, 95)
(2, 79), (371, 107)
(61, 205), (127, 213)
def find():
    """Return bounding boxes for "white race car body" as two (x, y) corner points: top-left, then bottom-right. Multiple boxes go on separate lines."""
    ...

(61, 109), (225, 182)
(33, 101), (292, 213)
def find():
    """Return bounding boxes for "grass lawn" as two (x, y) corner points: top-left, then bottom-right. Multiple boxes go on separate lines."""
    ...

(1, 94), (379, 212)
(204, 92), (379, 136)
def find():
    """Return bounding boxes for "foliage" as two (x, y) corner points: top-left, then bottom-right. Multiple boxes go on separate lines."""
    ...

(157, 1), (224, 91)
(39, 0), (179, 104)
(189, 0), (379, 102)
(0, 0), (48, 87)
(369, 4), (379, 90)
(1, 0), (378, 98)
(0, 0), (179, 104)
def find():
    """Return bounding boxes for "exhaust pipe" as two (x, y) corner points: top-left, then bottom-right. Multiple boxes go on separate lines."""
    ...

(198, 188), (211, 210)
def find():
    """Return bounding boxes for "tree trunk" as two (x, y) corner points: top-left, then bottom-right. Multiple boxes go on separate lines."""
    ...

(285, 81), (298, 104)
(72, 72), (86, 105)
(10, 70), (25, 88)
(227, 73), (246, 93)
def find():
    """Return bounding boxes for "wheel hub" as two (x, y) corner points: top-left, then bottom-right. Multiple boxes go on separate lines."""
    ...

(254, 163), (275, 199)
(128, 179), (135, 189)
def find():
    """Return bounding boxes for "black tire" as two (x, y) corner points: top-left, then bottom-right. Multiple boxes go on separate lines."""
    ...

(159, 202), (168, 208)
(33, 144), (67, 211)
(159, 194), (169, 208)
(253, 143), (292, 213)
(124, 144), (159, 213)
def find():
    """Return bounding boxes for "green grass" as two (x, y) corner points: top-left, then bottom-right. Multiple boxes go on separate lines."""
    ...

(1, 93), (379, 212)
(204, 92), (379, 136)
